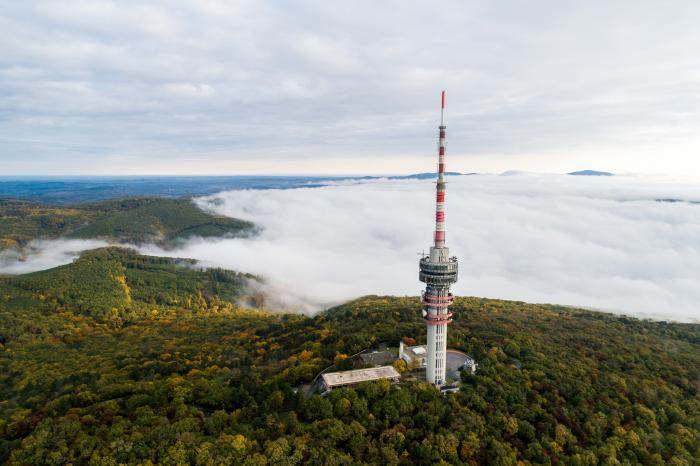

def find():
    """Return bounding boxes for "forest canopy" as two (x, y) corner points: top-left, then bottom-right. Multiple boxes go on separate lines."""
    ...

(0, 250), (698, 465)
(0, 197), (253, 251)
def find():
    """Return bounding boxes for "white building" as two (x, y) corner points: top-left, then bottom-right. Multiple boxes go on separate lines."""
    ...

(321, 366), (401, 391)
(399, 342), (427, 368)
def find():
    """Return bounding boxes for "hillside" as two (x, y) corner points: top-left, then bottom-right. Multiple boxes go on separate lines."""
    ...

(1, 247), (258, 326)
(0, 197), (253, 251)
(0, 252), (698, 464)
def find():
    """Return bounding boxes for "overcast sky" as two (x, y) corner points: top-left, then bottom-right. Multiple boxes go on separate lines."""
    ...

(2, 1), (700, 175)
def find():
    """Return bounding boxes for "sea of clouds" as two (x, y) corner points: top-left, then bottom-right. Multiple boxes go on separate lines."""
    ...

(147, 174), (700, 321)
(3, 174), (700, 322)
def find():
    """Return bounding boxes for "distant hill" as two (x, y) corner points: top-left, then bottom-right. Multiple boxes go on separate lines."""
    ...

(0, 176), (340, 204)
(656, 198), (700, 205)
(0, 174), (470, 205)
(0, 197), (253, 251)
(568, 170), (614, 176)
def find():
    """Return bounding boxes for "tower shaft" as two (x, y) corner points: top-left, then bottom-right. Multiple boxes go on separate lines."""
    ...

(419, 90), (458, 386)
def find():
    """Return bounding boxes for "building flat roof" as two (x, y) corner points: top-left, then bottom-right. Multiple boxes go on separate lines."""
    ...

(402, 345), (427, 359)
(322, 365), (400, 388)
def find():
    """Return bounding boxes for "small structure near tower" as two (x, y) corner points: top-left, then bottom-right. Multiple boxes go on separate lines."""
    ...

(419, 90), (459, 386)
(399, 341), (427, 368)
(321, 366), (401, 391)
(400, 342), (478, 377)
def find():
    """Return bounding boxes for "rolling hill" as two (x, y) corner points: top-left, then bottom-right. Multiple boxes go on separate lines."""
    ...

(0, 250), (698, 464)
(1, 247), (258, 326)
(0, 197), (254, 251)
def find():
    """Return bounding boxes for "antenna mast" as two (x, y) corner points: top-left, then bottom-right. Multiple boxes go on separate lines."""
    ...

(418, 90), (459, 386)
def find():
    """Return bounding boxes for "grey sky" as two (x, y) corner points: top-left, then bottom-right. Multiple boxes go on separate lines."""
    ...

(1, 1), (699, 175)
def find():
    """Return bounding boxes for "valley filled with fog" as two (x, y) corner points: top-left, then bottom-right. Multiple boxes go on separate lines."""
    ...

(3, 174), (700, 321)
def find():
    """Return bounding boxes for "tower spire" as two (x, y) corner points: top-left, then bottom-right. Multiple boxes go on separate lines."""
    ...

(434, 90), (447, 248)
(419, 90), (459, 387)
(441, 90), (445, 126)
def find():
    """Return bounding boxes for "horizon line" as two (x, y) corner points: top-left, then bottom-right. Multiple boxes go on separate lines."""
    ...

(0, 170), (617, 179)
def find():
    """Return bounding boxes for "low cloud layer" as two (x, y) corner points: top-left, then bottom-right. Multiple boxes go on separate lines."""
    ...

(139, 174), (700, 321)
(2, 175), (699, 322)
(0, 239), (108, 274)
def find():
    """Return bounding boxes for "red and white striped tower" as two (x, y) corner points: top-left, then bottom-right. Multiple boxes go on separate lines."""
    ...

(435, 90), (447, 248)
(419, 90), (458, 386)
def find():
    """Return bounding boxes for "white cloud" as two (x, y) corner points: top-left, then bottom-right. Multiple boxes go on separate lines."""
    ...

(162, 82), (216, 98)
(1, 175), (698, 321)
(132, 174), (699, 321)
(0, 239), (109, 274)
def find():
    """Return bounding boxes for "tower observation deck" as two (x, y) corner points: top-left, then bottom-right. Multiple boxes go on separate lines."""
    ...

(419, 90), (458, 386)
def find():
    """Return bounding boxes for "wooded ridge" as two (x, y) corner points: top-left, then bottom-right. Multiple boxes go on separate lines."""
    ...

(1, 249), (698, 464)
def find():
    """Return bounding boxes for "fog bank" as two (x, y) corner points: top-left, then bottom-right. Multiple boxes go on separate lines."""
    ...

(2, 174), (699, 322)
(146, 174), (700, 321)
(0, 239), (109, 274)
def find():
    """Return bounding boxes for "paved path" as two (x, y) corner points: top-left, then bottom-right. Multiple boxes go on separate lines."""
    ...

(446, 350), (471, 370)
